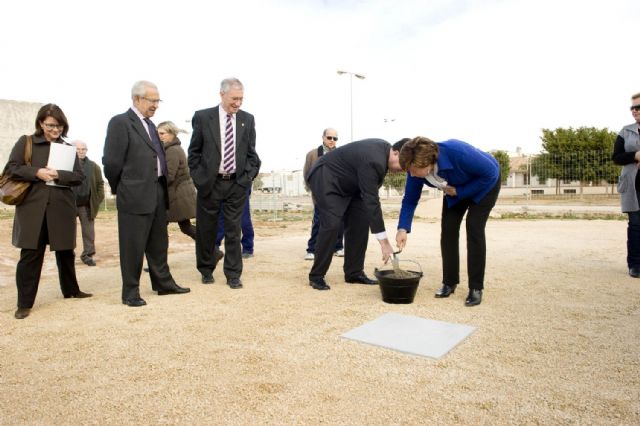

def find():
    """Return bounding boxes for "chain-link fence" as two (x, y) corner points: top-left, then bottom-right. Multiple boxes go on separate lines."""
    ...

(92, 150), (622, 219)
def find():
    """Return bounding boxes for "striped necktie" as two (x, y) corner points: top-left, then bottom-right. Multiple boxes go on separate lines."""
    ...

(223, 113), (235, 173)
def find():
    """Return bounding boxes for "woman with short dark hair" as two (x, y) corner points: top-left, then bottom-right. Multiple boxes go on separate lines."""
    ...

(396, 136), (501, 306)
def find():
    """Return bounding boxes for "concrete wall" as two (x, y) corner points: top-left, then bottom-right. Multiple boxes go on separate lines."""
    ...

(0, 99), (43, 168)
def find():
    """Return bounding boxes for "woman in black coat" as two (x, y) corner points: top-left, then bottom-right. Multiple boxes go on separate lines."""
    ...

(3, 104), (92, 319)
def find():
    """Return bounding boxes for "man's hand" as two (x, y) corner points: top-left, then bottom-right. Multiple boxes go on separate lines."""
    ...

(380, 239), (394, 264)
(396, 229), (408, 251)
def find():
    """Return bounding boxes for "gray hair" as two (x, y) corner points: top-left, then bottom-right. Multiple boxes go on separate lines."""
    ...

(131, 80), (157, 99)
(71, 140), (87, 149)
(220, 78), (243, 93)
(157, 121), (186, 137)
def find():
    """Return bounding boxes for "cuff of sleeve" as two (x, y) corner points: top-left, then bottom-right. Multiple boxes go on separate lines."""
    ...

(374, 231), (387, 240)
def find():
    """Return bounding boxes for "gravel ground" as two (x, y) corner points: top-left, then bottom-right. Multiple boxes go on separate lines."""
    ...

(0, 214), (639, 425)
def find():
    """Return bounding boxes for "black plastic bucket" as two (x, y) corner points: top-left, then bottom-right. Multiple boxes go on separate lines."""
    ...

(374, 264), (423, 304)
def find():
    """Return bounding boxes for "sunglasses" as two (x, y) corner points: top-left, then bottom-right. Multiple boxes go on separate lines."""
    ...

(325, 136), (338, 141)
(631, 105), (640, 112)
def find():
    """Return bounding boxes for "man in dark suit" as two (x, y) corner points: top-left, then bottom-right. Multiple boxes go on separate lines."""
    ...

(188, 77), (261, 289)
(305, 138), (404, 290)
(103, 80), (190, 307)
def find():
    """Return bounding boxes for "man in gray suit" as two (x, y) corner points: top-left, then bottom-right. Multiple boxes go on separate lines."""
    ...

(103, 80), (190, 307)
(188, 77), (261, 289)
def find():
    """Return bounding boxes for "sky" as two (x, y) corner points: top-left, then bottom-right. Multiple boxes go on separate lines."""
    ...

(1, 0), (638, 172)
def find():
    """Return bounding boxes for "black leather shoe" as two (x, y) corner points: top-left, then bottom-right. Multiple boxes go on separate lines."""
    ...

(83, 258), (96, 266)
(345, 274), (378, 285)
(309, 278), (331, 290)
(629, 267), (640, 278)
(435, 284), (457, 298)
(123, 297), (147, 307)
(242, 252), (254, 259)
(227, 278), (243, 289)
(157, 285), (190, 295)
(65, 290), (93, 299)
(202, 274), (214, 284)
(14, 308), (30, 319)
(143, 267), (149, 273)
(465, 289), (482, 306)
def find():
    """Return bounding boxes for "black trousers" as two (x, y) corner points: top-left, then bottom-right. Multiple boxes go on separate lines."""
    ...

(441, 178), (501, 290)
(309, 167), (370, 281)
(16, 216), (80, 308)
(117, 181), (176, 301)
(177, 219), (197, 240)
(196, 179), (247, 279)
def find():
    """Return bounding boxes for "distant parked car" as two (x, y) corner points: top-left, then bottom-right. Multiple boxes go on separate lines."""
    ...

(259, 187), (282, 194)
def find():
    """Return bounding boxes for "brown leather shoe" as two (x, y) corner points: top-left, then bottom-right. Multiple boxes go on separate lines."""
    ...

(15, 308), (30, 319)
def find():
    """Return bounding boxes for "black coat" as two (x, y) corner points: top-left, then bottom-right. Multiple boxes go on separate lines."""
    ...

(306, 139), (390, 234)
(103, 109), (169, 214)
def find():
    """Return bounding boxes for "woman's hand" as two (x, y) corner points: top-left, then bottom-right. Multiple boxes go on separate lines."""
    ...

(396, 229), (408, 251)
(36, 168), (58, 182)
(443, 185), (457, 196)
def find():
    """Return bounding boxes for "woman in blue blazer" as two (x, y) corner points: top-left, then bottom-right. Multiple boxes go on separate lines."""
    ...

(395, 137), (501, 306)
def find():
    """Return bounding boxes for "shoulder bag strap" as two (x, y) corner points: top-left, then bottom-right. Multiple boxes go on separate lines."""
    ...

(24, 135), (33, 166)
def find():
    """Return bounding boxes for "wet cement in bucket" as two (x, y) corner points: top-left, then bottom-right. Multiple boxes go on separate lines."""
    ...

(386, 269), (417, 279)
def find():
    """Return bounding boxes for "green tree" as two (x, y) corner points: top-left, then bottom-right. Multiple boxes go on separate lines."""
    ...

(531, 127), (618, 194)
(383, 172), (407, 197)
(490, 150), (510, 184)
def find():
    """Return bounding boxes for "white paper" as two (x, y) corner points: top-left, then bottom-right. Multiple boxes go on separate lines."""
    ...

(46, 143), (77, 186)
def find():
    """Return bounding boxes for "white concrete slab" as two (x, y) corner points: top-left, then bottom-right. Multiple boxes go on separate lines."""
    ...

(340, 312), (476, 359)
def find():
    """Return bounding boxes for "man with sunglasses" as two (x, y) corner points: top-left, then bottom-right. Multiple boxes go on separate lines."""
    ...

(612, 92), (640, 278)
(303, 128), (344, 261)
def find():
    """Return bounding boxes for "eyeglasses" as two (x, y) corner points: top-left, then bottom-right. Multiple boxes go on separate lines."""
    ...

(630, 105), (640, 112)
(142, 97), (162, 104)
(42, 123), (63, 130)
(325, 136), (338, 141)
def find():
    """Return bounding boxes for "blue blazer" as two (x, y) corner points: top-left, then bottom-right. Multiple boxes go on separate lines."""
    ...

(398, 139), (499, 232)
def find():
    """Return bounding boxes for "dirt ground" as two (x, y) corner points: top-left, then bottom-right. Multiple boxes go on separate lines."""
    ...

(0, 207), (639, 425)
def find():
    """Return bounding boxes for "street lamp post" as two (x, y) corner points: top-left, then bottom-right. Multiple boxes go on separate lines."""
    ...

(337, 70), (365, 142)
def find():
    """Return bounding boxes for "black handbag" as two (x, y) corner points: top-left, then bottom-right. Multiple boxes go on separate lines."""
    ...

(0, 135), (33, 205)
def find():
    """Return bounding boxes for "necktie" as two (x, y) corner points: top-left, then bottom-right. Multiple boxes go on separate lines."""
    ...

(223, 114), (235, 173)
(144, 117), (168, 177)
